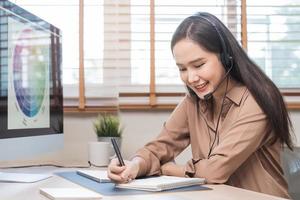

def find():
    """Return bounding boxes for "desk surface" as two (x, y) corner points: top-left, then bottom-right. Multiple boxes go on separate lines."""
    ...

(0, 166), (287, 200)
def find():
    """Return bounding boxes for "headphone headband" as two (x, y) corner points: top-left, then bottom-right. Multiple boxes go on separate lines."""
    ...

(193, 13), (232, 69)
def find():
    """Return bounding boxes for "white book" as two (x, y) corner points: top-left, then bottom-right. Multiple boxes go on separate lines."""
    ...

(39, 187), (102, 200)
(116, 176), (205, 192)
(76, 169), (111, 183)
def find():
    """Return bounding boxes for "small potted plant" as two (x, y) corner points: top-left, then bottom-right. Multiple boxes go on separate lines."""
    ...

(88, 113), (123, 166)
(93, 113), (122, 146)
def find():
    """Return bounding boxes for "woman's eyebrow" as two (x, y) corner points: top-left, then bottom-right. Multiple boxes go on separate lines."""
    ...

(189, 57), (205, 64)
(176, 57), (205, 66)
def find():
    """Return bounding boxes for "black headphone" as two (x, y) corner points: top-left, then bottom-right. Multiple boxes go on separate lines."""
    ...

(194, 13), (233, 70)
(193, 13), (233, 157)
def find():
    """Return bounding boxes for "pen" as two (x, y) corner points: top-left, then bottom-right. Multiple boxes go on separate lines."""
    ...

(111, 138), (125, 166)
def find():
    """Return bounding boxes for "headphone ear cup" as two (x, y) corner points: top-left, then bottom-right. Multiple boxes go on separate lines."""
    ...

(220, 53), (231, 70)
(220, 53), (229, 71)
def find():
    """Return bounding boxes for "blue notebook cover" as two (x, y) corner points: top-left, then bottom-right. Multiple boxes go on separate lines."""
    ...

(56, 171), (211, 196)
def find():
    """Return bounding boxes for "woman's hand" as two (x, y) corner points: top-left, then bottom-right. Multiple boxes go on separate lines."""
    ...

(107, 158), (140, 183)
(161, 161), (185, 177)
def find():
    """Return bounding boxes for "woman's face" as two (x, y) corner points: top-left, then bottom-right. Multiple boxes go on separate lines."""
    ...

(172, 39), (226, 99)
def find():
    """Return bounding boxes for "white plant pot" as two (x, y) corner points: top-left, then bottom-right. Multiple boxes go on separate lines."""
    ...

(88, 141), (112, 167)
(98, 137), (122, 149)
(97, 137), (122, 163)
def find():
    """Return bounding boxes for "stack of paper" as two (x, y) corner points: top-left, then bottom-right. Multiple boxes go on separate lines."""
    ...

(40, 187), (102, 200)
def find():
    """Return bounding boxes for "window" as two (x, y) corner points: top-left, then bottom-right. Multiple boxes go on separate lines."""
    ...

(247, 0), (300, 88)
(11, 0), (300, 111)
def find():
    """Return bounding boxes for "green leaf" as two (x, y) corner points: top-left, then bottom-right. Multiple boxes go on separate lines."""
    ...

(93, 113), (122, 137)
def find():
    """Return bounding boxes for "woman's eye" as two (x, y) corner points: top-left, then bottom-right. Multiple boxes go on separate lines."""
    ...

(195, 63), (204, 68)
(179, 68), (187, 72)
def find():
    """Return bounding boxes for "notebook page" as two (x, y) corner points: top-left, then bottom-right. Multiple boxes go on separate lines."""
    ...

(116, 176), (205, 191)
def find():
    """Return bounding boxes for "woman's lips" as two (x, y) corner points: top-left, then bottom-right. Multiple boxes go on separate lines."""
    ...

(195, 82), (208, 93)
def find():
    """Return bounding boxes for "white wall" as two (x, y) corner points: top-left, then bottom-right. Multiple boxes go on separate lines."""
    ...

(1, 110), (299, 167)
(290, 111), (300, 145)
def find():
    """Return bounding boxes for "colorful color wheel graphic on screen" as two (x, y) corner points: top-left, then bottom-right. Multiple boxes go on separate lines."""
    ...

(13, 28), (47, 118)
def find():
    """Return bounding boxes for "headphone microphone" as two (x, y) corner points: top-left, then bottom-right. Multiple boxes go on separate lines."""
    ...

(203, 58), (233, 100)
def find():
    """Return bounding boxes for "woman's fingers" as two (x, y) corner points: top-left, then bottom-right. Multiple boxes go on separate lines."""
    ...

(107, 158), (140, 183)
(107, 167), (124, 183)
(109, 165), (125, 174)
(108, 158), (129, 183)
(120, 160), (139, 180)
(108, 171), (126, 183)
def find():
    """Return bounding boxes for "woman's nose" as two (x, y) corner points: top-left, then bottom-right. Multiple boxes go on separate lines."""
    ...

(187, 69), (199, 83)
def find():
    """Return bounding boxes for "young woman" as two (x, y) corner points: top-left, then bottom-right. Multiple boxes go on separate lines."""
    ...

(108, 12), (293, 198)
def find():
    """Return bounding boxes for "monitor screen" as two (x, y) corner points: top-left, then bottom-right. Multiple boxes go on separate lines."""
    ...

(0, 0), (63, 161)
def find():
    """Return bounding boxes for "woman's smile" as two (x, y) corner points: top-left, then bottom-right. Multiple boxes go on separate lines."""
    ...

(193, 81), (209, 93)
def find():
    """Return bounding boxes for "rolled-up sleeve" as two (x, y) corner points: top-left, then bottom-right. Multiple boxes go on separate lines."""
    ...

(134, 97), (191, 176)
(185, 94), (269, 183)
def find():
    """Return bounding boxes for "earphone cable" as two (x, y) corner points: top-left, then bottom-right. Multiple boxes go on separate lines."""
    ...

(207, 77), (229, 157)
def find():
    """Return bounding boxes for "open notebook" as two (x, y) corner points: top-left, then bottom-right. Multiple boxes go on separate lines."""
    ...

(76, 170), (111, 183)
(116, 175), (205, 192)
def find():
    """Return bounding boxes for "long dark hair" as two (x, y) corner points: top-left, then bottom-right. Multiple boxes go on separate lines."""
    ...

(171, 12), (293, 150)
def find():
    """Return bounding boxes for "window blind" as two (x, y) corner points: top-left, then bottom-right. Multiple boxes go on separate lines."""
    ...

(83, 0), (119, 107)
(247, 0), (300, 89)
(12, 0), (120, 108)
(124, 0), (242, 105)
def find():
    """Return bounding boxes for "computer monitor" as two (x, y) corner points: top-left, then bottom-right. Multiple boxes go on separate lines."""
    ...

(0, 0), (63, 161)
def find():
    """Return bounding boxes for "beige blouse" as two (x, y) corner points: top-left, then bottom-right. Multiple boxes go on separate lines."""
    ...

(135, 84), (290, 198)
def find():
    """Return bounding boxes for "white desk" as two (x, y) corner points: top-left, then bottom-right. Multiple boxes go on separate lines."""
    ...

(0, 166), (287, 200)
